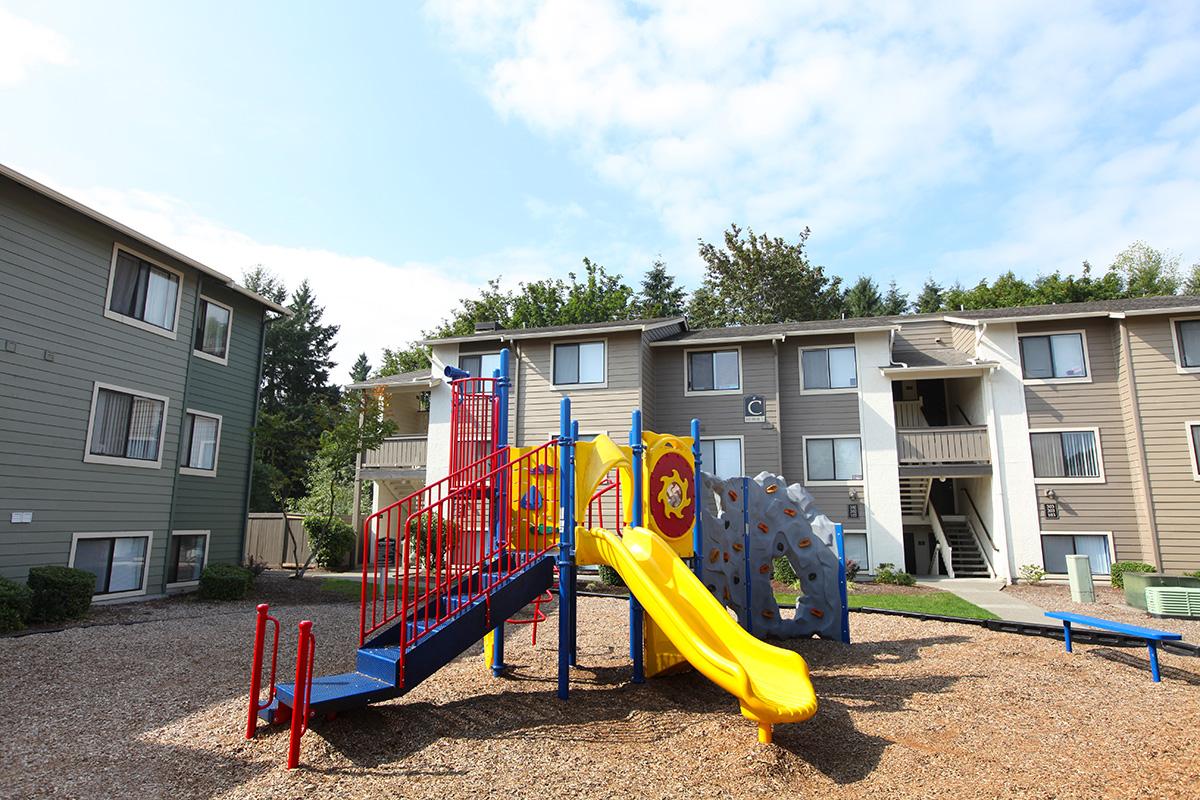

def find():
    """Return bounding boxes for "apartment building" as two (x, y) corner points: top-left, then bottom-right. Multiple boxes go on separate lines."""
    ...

(0, 164), (285, 600)
(356, 297), (1200, 582)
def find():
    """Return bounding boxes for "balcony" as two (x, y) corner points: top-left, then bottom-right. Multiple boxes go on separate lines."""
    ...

(360, 435), (427, 478)
(896, 426), (991, 476)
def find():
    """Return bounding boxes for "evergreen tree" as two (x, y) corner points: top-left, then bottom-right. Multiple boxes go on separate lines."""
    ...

(243, 265), (287, 305)
(350, 353), (371, 382)
(689, 224), (843, 326)
(1185, 263), (1200, 296)
(914, 278), (944, 313)
(881, 281), (910, 315)
(634, 258), (686, 318)
(843, 276), (885, 317)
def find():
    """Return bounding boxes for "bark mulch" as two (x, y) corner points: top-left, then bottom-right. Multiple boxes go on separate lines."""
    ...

(1005, 582), (1200, 642)
(1, 594), (1197, 799)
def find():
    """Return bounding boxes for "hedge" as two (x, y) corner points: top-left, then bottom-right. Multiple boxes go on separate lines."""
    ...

(305, 517), (357, 570)
(199, 564), (254, 601)
(1110, 561), (1155, 589)
(0, 576), (33, 633)
(28, 566), (94, 624)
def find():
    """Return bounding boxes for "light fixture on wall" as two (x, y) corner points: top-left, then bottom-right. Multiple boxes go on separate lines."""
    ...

(1044, 488), (1057, 500)
(848, 488), (859, 502)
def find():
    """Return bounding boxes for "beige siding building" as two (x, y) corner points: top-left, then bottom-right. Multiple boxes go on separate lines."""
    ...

(356, 296), (1200, 580)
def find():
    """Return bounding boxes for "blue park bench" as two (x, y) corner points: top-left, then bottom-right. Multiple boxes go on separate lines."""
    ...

(1045, 612), (1183, 682)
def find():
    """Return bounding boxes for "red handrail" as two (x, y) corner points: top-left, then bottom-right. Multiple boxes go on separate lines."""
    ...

(245, 603), (280, 739)
(286, 620), (315, 770)
(587, 469), (624, 531)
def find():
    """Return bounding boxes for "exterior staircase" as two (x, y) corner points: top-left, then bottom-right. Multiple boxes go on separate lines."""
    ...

(939, 515), (990, 578)
(899, 476), (932, 520)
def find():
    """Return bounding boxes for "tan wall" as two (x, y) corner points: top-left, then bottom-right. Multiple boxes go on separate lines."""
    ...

(1125, 314), (1200, 572)
(950, 322), (977, 356)
(1018, 318), (1142, 561)
(778, 334), (864, 530)
(651, 340), (781, 473)
(893, 319), (954, 357)
(383, 391), (430, 435)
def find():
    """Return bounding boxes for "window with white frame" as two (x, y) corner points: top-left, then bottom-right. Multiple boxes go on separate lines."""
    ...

(842, 531), (868, 569)
(71, 533), (151, 597)
(805, 437), (863, 482)
(1019, 332), (1088, 380)
(699, 437), (743, 479)
(85, 384), (168, 467)
(687, 349), (740, 393)
(801, 346), (858, 390)
(167, 531), (209, 585)
(195, 297), (232, 362)
(1188, 422), (1200, 480)
(1174, 318), (1200, 370)
(180, 411), (221, 474)
(1041, 533), (1111, 574)
(106, 247), (181, 334)
(460, 352), (502, 378)
(1030, 429), (1102, 481)
(553, 341), (605, 386)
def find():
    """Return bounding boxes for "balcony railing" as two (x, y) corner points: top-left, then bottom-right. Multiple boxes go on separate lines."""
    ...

(362, 435), (427, 470)
(896, 426), (989, 465)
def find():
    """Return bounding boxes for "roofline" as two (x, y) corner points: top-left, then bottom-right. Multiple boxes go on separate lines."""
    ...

(346, 376), (439, 391)
(0, 163), (289, 315)
(650, 323), (899, 347)
(423, 316), (686, 346)
(946, 305), (1200, 325)
(880, 362), (999, 379)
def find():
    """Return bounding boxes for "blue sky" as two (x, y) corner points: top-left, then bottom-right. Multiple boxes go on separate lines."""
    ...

(3, 1), (1199, 379)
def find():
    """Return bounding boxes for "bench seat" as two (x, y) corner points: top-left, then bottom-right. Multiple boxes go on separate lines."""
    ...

(1044, 611), (1182, 682)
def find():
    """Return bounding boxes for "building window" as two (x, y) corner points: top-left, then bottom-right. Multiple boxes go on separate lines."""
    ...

(195, 297), (232, 362)
(1188, 422), (1200, 481)
(1019, 332), (1088, 380)
(167, 531), (209, 585)
(805, 437), (863, 482)
(85, 384), (168, 468)
(460, 352), (503, 378)
(1041, 533), (1111, 575)
(801, 346), (858, 390)
(180, 411), (221, 475)
(553, 341), (605, 386)
(1030, 429), (1102, 481)
(70, 533), (151, 597)
(1173, 319), (1200, 370)
(687, 349), (740, 393)
(106, 247), (181, 335)
(699, 437), (743, 479)
(842, 531), (868, 569)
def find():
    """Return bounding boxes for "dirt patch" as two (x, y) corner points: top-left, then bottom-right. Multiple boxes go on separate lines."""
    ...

(1006, 582), (1200, 642)
(1, 594), (1197, 799)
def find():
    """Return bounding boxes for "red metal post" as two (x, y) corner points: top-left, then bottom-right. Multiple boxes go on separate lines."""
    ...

(287, 620), (314, 770)
(245, 603), (269, 739)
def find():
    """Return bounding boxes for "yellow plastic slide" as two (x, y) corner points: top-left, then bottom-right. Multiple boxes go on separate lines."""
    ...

(576, 524), (818, 743)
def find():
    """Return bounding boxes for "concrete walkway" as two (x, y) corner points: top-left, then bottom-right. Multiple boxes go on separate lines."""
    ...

(916, 577), (1047, 625)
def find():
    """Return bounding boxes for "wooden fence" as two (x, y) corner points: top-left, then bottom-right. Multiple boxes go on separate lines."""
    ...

(244, 513), (312, 567)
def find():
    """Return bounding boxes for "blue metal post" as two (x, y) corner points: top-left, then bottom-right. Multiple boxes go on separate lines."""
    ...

(1148, 642), (1161, 682)
(834, 523), (850, 645)
(490, 349), (511, 676)
(742, 476), (752, 636)
(557, 398), (574, 700)
(690, 418), (702, 580)
(1062, 621), (1073, 653)
(629, 410), (645, 684)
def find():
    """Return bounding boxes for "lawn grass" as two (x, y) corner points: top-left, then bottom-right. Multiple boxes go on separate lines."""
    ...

(775, 590), (998, 620)
(321, 578), (371, 598)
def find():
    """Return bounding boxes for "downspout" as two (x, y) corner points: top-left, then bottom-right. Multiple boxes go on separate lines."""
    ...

(239, 306), (274, 564)
(888, 328), (908, 368)
(164, 275), (204, 593)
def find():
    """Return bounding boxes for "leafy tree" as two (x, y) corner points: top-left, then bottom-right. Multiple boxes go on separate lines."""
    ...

(379, 344), (431, 376)
(350, 353), (371, 383)
(561, 258), (634, 323)
(688, 224), (843, 326)
(881, 281), (910, 315)
(1112, 241), (1180, 297)
(914, 278), (944, 313)
(1029, 262), (1123, 304)
(633, 258), (686, 318)
(509, 279), (567, 328)
(843, 276), (885, 317)
(1185, 263), (1200, 295)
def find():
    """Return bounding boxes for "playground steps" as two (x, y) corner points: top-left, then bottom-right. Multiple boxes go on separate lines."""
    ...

(260, 553), (555, 725)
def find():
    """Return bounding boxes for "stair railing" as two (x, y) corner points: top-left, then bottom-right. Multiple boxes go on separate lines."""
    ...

(959, 488), (998, 555)
(587, 469), (624, 531)
(245, 603), (280, 739)
(929, 506), (955, 578)
(286, 620), (316, 770)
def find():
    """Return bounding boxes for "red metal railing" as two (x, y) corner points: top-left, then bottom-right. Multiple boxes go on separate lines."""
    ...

(587, 469), (625, 531)
(286, 620), (316, 770)
(359, 439), (560, 655)
(449, 376), (499, 486)
(245, 603), (280, 739)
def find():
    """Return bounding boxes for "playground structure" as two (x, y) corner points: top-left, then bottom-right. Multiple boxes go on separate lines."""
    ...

(245, 349), (850, 768)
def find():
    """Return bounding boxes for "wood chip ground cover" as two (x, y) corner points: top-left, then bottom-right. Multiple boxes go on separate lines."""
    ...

(0, 591), (1197, 799)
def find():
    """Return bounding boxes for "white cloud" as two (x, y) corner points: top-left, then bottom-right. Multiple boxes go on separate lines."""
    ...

(39, 176), (566, 382)
(0, 8), (71, 86)
(427, 1), (1200, 280)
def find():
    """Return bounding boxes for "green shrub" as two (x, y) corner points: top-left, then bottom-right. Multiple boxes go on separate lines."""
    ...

(198, 564), (254, 601)
(597, 564), (625, 587)
(0, 576), (33, 633)
(27, 566), (94, 624)
(1018, 564), (1046, 585)
(1184, 570), (1200, 580)
(305, 517), (356, 570)
(1110, 561), (1155, 589)
(845, 559), (861, 582)
(406, 513), (456, 569)
(875, 563), (916, 587)
(773, 556), (798, 586)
